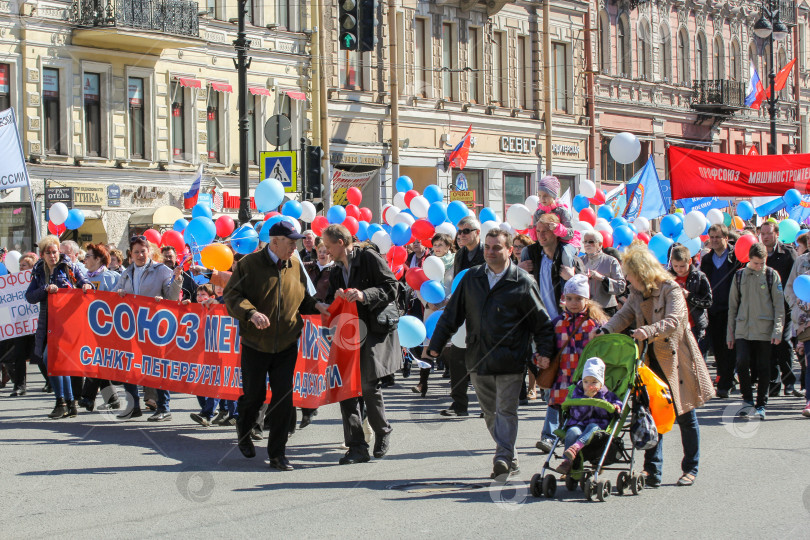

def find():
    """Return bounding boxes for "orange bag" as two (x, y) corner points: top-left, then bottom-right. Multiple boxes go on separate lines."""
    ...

(638, 365), (675, 434)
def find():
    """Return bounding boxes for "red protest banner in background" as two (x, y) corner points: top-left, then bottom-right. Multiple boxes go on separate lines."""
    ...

(47, 291), (362, 407)
(668, 145), (810, 199)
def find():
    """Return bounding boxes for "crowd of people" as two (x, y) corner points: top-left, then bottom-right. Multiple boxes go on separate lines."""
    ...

(2, 175), (809, 480)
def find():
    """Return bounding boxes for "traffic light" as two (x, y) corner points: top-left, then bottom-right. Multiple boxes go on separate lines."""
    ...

(358, 0), (378, 53)
(306, 145), (324, 199)
(339, 0), (358, 51)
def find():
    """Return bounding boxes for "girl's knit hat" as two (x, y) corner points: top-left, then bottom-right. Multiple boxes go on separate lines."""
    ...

(538, 175), (560, 199)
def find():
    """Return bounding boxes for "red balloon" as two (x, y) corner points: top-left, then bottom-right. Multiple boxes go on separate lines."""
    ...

(345, 204), (361, 221)
(387, 245), (408, 269)
(637, 232), (651, 244)
(342, 216), (359, 236)
(579, 208), (597, 226)
(347, 187), (363, 206)
(404, 189), (419, 207)
(215, 215), (236, 238)
(143, 229), (161, 245)
(311, 216), (329, 237)
(411, 219), (435, 242)
(735, 233), (757, 263)
(599, 230), (613, 248)
(589, 190), (606, 205)
(359, 207), (373, 222)
(161, 230), (185, 252)
(47, 221), (65, 236)
(394, 265), (406, 280)
(263, 211), (281, 221)
(405, 267), (428, 291)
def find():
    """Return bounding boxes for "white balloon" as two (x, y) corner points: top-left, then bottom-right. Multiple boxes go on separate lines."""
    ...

(50, 202), (69, 226)
(706, 208), (724, 226)
(609, 132), (642, 165)
(281, 216), (302, 233)
(574, 220), (594, 232)
(450, 322), (467, 348)
(634, 216), (650, 233)
(409, 195), (430, 219)
(5, 250), (20, 273)
(422, 255), (446, 282)
(579, 179), (597, 199)
(499, 222), (515, 234)
(525, 195), (540, 210)
(684, 210), (708, 239)
(393, 192), (408, 210)
(481, 220), (499, 237)
(371, 231), (392, 254)
(384, 206), (400, 225)
(436, 222), (457, 236)
(506, 203), (532, 230)
(393, 212), (415, 226)
(595, 218), (613, 233)
(300, 201), (317, 222)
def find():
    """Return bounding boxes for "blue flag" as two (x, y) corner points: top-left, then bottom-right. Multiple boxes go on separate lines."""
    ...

(623, 157), (668, 221)
(676, 197), (729, 214)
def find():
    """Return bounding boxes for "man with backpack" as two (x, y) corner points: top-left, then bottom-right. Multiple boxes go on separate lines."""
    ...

(727, 242), (784, 420)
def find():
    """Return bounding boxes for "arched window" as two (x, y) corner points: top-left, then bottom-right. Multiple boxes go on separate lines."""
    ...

(713, 36), (724, 79)
(617, 14), (632, 77)
(599, 11), (610, 73)
(749, 43), (759, 75)
(638, 19), (652, 79)
(678, 28), (690, 84)
(730, 39), (741, 81)
(779, 47), (789, 99)
(660, 24), (672, 82)
(695, 32), (707, 81)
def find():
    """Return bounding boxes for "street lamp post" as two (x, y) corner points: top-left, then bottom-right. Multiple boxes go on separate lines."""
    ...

(753, 0), (790, 155)
(234, 0), (252, 224)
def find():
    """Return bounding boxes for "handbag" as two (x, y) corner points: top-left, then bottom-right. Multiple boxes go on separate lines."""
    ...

(368, 301), (400, 334)
(631, 386), (659, 450)
(536, 315), (586, 389)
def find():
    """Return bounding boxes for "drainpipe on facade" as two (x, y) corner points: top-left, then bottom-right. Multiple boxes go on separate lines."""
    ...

(388, 0), (401, 191)
(530, 5), (543, 184)
(310, 6), (321, 149)
(584, 3), (597, 186)
(543, 0), (553, 176)
(794, 2), (801, 151)
(317, 0), (332, 209)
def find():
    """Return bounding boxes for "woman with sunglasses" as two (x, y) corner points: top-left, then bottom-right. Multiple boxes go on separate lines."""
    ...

(580, 230), (625, 317)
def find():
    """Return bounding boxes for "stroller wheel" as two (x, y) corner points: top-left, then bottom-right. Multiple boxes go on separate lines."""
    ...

(564, 475), (578, 492)
(596, 479), (611, 502)
(583, 479), (594, 501)
(542, 475), (557, 498)
(530, 474), (543, 497)
(616, 472), (630, 496)
(630, 473), (643, 495)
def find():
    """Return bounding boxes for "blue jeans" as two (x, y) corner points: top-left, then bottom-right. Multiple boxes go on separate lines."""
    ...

(541, 405), (560, 440)
(122, 385), (170, 412)
(644, 409), (700, 482)
(43, 347), (73, 401)
(219, 399), (238, 417)
(197, 396), (218, 419)
(803, 341), (810, 396)
(564, 423), (602, 450)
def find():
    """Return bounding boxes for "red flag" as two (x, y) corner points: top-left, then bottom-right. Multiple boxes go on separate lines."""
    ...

(447, 126), (472, 170)
(755, 58), (796, 108)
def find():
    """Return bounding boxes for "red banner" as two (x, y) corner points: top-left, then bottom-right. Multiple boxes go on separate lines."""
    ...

(668, 145), (810, 199)
(47, 291), (362, 408)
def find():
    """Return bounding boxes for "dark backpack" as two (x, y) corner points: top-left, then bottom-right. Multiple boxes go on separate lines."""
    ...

(734, 266), (775, 303)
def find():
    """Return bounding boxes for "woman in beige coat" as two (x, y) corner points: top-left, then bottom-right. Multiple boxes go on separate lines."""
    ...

(600, 243), (714, 488)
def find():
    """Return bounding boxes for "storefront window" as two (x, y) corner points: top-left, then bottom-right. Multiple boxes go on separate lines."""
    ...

(0, 204), (35, 253)
(600, 139), (648, 183)
(504, 173), (529, 215)
(452, 169), (484, 210)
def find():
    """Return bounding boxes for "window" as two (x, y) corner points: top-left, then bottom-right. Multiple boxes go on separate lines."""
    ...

(764, 42), (772, 77)
(696, 33), (707, 81)
(503, 173), (529, 216)
(731, 40), (740, 81)
(599, 11), (610, 72)
(206, 0), (215, 17)
(247, 95), (257, 164)
(171, 81), (187, 160)
(453, 169), (484, 209)
(779, 48), (789, 100)
(517, 35), (530, 108)
(552, 43), (568, 113)
(617, 15), (631, 77)
(638, 20), (651, 79)
(492, 31), (504, 104)
(83, 72), (101, 157)
(660, 25), (672, 82)
(246, 0), (254, 25)
(42, 68), (61, 155)
(678, 29), (690, 84)
(749, 43), (759, 75)
(128, 77), (145, 159)
(0, 64), (9, 111)
(279, 96), (292, 151)
(800, 23), (807, 70)
(735, 140), (744, 154)
(206, 89), (220, 162)
(468, 26), (481, 103)
(277, 0), (289, 29)
(713, 36), (724, 79)
(782, 144), (792, 154)
(339, 50), (363, 90)
(442, 23), (453, 99)
(414, 18), (428, 97)
(601, 138), (648, 182)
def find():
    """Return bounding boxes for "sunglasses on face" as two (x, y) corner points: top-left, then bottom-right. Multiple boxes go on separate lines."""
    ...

(130, 235), (147, 243)
(458, 228), (478, 235)
(584, 240), (597, 244)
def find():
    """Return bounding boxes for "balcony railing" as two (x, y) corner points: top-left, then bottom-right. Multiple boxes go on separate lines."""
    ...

(692, 79), (746, 109)
(71, 0), (199, 38)
(779, 0), (796, 26)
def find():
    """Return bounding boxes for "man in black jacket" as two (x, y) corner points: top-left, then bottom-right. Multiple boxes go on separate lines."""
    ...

(760, 221), (802, 396)
(700, 224), (741, 398)
(429, 229), (554, 479)
(161, 246), (196, 302)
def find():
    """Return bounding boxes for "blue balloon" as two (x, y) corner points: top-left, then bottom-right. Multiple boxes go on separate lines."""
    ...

(479, 207), (498, 223)
(381, 224), (392, 235)
(0, 262), (7, 276)
(660, 214), (683, 239)
(447, 201), (469, 225)
(648, 233), (674, 264)
(597, 205), (615, 221)
(367, 223), (384, 239)
(613, 225), (634, 246)
(451, 268), (469, 294)
(397, 315), (426, 348)
(259, 216), (285, 242)
(193, 273), (210, 285)
(425, 310), (444, 339)
(327, 205), (347, 224)
(573, 194), (590, 213)
(396, 176), (414, 193)
(231, 225), (259, 255)
(390, 223), (412, 246)
(356, 221), (370, 242)
(784, 188), (802, 208)
(192, 203), (213, 220)
(420, 280), (446, 304)
(401, 208), (415, 218)
(423, 184), (443, 204)
(184, 217), (216, 248)
(64, 208), (85, 230)
(255, 179), (285, 212)
(282, 200), (303, 219)
(628, 223), (637, 234)
(428, 202), (448, 226)
(737, 201), (754, 221)
(254, 221), (263, 232)
(610, 217), (628, 230)
(173, 218), (189, 232)
(794, 274), (810, 303)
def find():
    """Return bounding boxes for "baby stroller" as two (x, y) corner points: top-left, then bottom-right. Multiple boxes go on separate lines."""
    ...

(530, 334), (647, 502)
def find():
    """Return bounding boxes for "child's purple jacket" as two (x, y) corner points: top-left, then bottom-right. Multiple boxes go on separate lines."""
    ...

(564, 381), (623, 430)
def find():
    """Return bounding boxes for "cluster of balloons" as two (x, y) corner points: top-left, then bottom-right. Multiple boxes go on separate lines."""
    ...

(47, 203), (86, 236)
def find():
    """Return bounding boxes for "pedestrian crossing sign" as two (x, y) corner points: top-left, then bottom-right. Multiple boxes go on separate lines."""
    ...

(260, 151), (297, 193)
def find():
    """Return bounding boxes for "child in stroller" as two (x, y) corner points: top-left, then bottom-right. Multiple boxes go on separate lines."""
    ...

(557, 357), (622, 474)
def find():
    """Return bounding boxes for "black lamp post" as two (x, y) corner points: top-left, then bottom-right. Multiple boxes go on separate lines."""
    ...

(234, 0), (252, 224)
(753, 1), (790, 155)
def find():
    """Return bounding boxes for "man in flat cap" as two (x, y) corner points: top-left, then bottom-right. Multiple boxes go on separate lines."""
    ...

(224, 220), (329, 471)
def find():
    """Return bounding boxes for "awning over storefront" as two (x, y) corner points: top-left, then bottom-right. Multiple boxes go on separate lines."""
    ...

(286, 90), (306, 101)
(249, 87), (271, 96)
(129, 205), (184, 227)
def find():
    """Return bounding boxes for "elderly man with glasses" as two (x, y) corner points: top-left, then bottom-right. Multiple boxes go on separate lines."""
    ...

(580, 230), (625, 316)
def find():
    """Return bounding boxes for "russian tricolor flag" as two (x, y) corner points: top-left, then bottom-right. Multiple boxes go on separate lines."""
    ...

(183, 165), (203, 209)
(447, 126), (472, 170)
(745, 61), (765, 110)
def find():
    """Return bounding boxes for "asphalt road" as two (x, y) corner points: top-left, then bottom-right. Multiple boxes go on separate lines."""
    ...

(2, 364), (809, 539)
